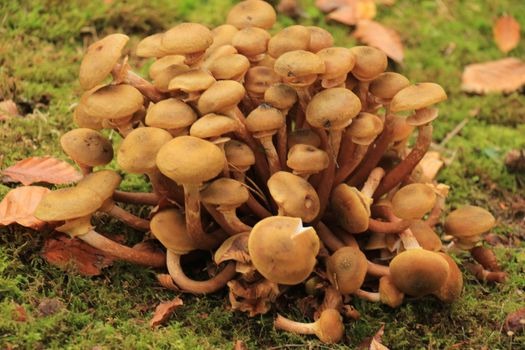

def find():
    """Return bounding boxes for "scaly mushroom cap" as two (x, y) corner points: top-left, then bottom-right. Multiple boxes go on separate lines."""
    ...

(287, 144), (329, 175)
(433, 253), (463, 303)
(83, 84), (144, 120)
(326, 246), (368, 294)
(288, 128), (321, 148)
(307, 26), (334, 53)
(315, 309), (345, 344)
(268, 25), (311, 58)
(232, 27), (271, 57)
(389, 249), (450, 297)
(390, 83), (447, 113)
(391, 183), (436, 220)
(145, 98), (197, 130)
(264, 83), (297, 110)
(136, 33), (168, 58)
(77, 170), (122, 201)
(331, 183), (371, 234)
(244, 66), (281, 96)
(245, 104), (284, 135)
(224, 140), (255, 171)
(317, 47), (356, 80)
(409, 220), (442, 252)
(274, 50), (325, 86)
(150, 208), (196, 254)
(226, 0), (277, 30)
(248, 216), (320, 285)
(306, 88), (361, 130)
(369, 72), (411, 100)
(35, 187), (102, 222)
(117, 127), (173, 174)
(209, 54), (250, 80)
(168, 69), (216, 93)
(197, 80), (246, 114)
(350, 46), (388, 82)
(444, 205), (496, 239)
(156, 136), (224, 185)
(161, 22), (213, 54)
(346, 112), (384, 145)
(379, 276), (404, 308)
(268, 171), (320, 222)
(200, 178), (249, 209)
(60, 128), (113, 167)
(79, 33), (129, 90)
(190, 113), (238, 139)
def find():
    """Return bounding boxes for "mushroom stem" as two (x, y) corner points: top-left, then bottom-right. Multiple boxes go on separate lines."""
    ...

(112, 63), (165, 102)
(277, 123), (288, 170)
(274, 314), (316, 336)
(296, 86), (312, 112)
(314, 130), (338, 222)
(183, 184), (218, 250)
(257, 135), (281, 174)
(368, 217), (410, 234)
(80, 229), (165, 267)
(367, 261), (390, 277)
(221, 210), (251, 233)
(166, 250), (237, 294)
(374, 124), (433, 199)
(104, 203), (150, 231)
(357, 81), (370, 111)
(361, 167), (385, 198)
(232, 172), (272, 219)
(316, 222), (345, 251)
(77, 163), (92, 176)
(113, 190), (160, 206)
(354, 289), (381, 302)
(334, 143), (367, 186)
(470, 246), (502, 272)
(426, 193), (445, 227)
(465, 262), (507, 283)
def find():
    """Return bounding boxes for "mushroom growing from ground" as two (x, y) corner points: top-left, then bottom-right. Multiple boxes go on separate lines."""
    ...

(444, 205), (496, 249)
(274, 309), (344, 344)
(60, 128), (113, 175)
(353, 275), (405, 308)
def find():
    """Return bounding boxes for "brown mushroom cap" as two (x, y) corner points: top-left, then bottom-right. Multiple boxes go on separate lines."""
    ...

(136, 33), (168, 58)
(326, 246), (368, 294)
(288, 129), (322, 148)
(35, 187), (102, 222)
(197, 80), (246, 114)
(369, 72), (411, 100)
(444, 205), (496, 239)
(152, 64), (191, 92)
(267, 171), (320, 222)
(117, 127), (173, 174)
(264, 83), (297, 110)
(161, 22), (213, 54)
(317, 47), (356, 80)
(409, 220), (442, 251)
(331, 183), (371, 234)
(244, 66), (281, 96)
(268, 25), (311, 58)
(346, 112), (384, 145)
(149, 55), (187, 79)
(391, 183), (437, 220)
(314, 309), (345, 344)
(379, 276), (404, 308)
(350, 46), (388, 82)
(390, 115), (415, 142)
(73, 102), (103, 130)
(145, 98), (197, 130)
(287, 144), (329, 175)
(433, 253), (463, 303)
(274, 50), (325, 85)
(208, 54), (250, 81)
(202, 45), (239, 70)
(83, 84), (144, 120)
(150, 208), (196, 254)
(389, 249), (450, 297)
(200, 178), (249, 209)
(390, 83), (447, 113)
(156, 136), (224, 185)
(307, 26), (334, 53)
(168, 69), (216, 93)
(77, 170), (122, 201)
(306, 88), (361, 130)
(60, 128), (113, 167)
(190, 113), (238, 139)
(79, 33), (129, 90)
(406, 107), (439, 126)
(214, 232), (250, 265)
(224, 140), (255, 171)
(245, 104), (284, 135)
(208, 24), (239, 52)
(226, 0), (277, 30)
(232, 27), (271, 57)
(248, 216), (320, 285)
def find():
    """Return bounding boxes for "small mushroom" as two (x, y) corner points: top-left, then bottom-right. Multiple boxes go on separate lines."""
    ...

(326, 246), (368, 294)
(307, 26), (334, 53)
(204, 24), (239, 58)
(316, 47), (356, 88)
(232, 27), (271, 63)
(432, 253), (463, 303)
(161, 22), (213, 65)
(391, 183), (436, 220)
(353, 275), (404, 308)
(390, 83), (447, 127)
(168, 69), (216, 101)
(288, 128), (322, 149)
(287, 144), (329, 179)
(135, 33), (168, 58)
(226, 0), (277, 30)
(60, 128), (113, 175)
(145, 98), (197, 136)
(274, 309), (344, 344)
(244, 66), (281, 106)
(444, 205), (495, 249)
(407, 220), (442, 252)
(349, 46), (388, 110)
(268, 25), (311, 58)
(208, 54), (250, 82)
(368, 72), (410, 110)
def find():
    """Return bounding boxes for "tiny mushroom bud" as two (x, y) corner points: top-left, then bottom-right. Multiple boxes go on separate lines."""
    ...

(274, 309), (344, 344)
(226, 0), (277, 30)
(60, 128), (113, 175)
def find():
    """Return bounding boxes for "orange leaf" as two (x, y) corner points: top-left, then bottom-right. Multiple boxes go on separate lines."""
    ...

(0, 186), (50, 229)
(41, 233), (116, 276)
(493, 15), (520, 53)
(316, 0), (352, 13)
(461, 58), (525, 94)
(1, 156), (82, 185)
(0, 100), (19, 121)
(326, 0), (376, 26)
(150, 297), (184, 328)
(353, 20), (404, 63)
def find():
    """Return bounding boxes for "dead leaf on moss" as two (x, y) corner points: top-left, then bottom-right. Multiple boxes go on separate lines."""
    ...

(150, 297), (183, 328)
(326, 0), (376, 26)
(12, 303), (27, 322)
(418, 151), (444, 182)
(1, 156), (82, 185)
(461, 58), (525, 94)
(358, 325), (389, 349)
(493, 15), (520, 53)
(156, 274), (180, 291)
(37, 298), (65, 317)
(0, 100), (19, 120)
(503, 307), (525, 335)
(353, 20), (404, 63)
(277, 0), (302, 17)
(233, 340), (248, 350)
(0, 186), (51, 229)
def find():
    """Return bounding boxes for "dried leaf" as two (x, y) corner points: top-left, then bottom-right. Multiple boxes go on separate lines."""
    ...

(1, 156), (82, 185)
(353, 20), (404, 63)
(277, 0), (302, 17)
(326, 0), (376, 26)
(358, 325), (389, 349)
(41, 233), (115, 276)
(503, 307), (525, 334)
(461, 58), (525, 94)
(12, 303), (28, 322)
(0, 100), (19, 120)
(156, 274), (180, 291)
(316, 0), (351, 13)
(0, 186), (51, 229)
(418, 151), (444, 182)
(233, 340), (249, 350)
(150, 297), (183, 328)
(37, 298), (65, 317)
(493, 15), (520, 53)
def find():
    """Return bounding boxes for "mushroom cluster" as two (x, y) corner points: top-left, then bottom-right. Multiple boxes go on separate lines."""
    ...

(34, 0), (500, 344)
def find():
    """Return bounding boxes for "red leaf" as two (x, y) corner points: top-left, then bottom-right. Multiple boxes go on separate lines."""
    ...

(1, 156), (82, 185)
(353, 20), (404, 63)
(12, 303), (28, 322)
(461, 58), (525, 94)
(150, 297), (184, 328)
(493, 15), (520, 53)
(0, 186), (51, 229)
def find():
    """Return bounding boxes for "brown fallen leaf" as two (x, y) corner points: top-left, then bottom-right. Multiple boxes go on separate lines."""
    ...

(150, 297), (183, 328)
(503, 307), (525, 334)
(233, 340), (248, 350)
(461, 58), (525, 94)
(326, 0), (376, 26)
(316, 0), (351, 13)
(358, 325), (389, 349)
(37, 298), (65, 317)
(493, 15), (520, 53)
(156, 273), (180, 291)
(41, 233), (115, 276)
(0, 186), (51, 229)
(277, 0), (302, 17)
(353, 20), (404, 63)
(0, 100), (19, 121)
(418, 151), (444, 183)
(1, 156), (82, 185)
(505, 149), (525, 173)
(12, 303), (28, 322)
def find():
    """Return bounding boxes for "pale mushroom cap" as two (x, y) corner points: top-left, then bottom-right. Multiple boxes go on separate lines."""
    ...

(190, 113), (238, 139)
(209, 54), (250, 80)
(268, 171), (320, 222)
(390, 83), (447, 112)
(156, 136), (224, 185)
(202, 45), (238, 70)
(200, 178), (249, 208)
(264, 83), (297, 110)
(409, 220), (442, 252)
(444, 205), (496, 238)
(197, 80), (246, 114)
(150, 208), (196, 254)
(274, 50), (325, 80)
(287, 144), (329, 174)
(331, 184), (371, 234)
(350, 46), (388, 82)
(248, 216), (320, 285)
(145, 98), (197, 129)
(226, 0), (277, 30)
(60, 128), (113, 167)
(307, 26), (334, 53)
(136, 33), (168, 58)
(369, 72), (410, 100)
(83, 84), (144, 120)
(288, 128), (321, 148)
(79, 33), (129, 90)
(77, 170), (122, 201)
(346, 112), (384, 145)
(433, 253), (463, 303)
(268, 25), (311, 58)
(149, 55), (186, 79)
(389, 249), (450, 297)
(244, 66), (281, 95)
(168, 69), (216, 92)
(391, 183), (436, 220)
(317, 47), (356, 80)
(35, 187), (102, 222)
(224, 140), (255, 170)
(245, 104), (284, 134)
(232, 27), (271, 57)
(117, 127), (173, 174)
(326, 246), (368, 294)
(161, 22), (213, 54)
(306, 88), (361, 130)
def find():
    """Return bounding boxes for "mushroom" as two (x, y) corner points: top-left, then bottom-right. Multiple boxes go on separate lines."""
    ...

(201, 44), (239, 71)
(307, 26), (334, 53)
(151, 63), (191, 93)
(287, 144), (329, 179)
(274, 309), (344, 344)
(226, 0), (277, 30)
(204, 24), (239, 58)
(326, 246), (368, 295)
(208, 54), (250, 82)
(390, 83), (447, 127)
(244, 66), (281, 106)
(168, 69), (216, 102)
(268, 25), (311, 58)
(135, 33), (168, 58)
(368, 72), (410, 112)
(248, 216), (320, 285)
(288, 128), (322, 149)
(391, 183), (436, 220)
(60, 128), (113, 175)
(145, 98), (197, 137)
(444, 205), (496, 250)
(232, 27), (271, 63)
(353, 275), (404, 308)
(432, 253), (463, 303)
(349, 46), (388, 110)
(73, 101), (103, 131)
(161, 22), (213, 65)
(407, 220), (442, 252)
(316, 47), (355, 88)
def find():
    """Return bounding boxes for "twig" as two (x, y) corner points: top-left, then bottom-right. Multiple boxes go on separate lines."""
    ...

(439, 118), (469, 147)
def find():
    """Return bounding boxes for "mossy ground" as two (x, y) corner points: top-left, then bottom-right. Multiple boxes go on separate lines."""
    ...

(1, 0), (524, 349)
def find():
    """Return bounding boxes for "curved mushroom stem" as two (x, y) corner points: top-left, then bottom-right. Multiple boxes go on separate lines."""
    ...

(470, 246), (502, 272)
(373, 124), (433, 199)
(102, 201), (150, 231)
(316, 222), (345, 251)
(232, 172), (272, 219)
(184, 184), (220, 250)
(354, 289), (381, 302)
(381, 206), (421, 250)
(274, 314), (317, 336)
(465, 262), (507, 283)
(334, 143), (368, 187)
(426, 192), (445, 227)
(77, 162), (92, 176)
(112, 63), (165, 103)
(256, 134), (281, 175)
(203, 204), (250, 236)
(166, 250), (237, 294)
(113, 190), (160, 206)
(80, 229), (165, 267)
(361, 167), (385, 198)
(368, 217), (411, 234)
(222, 209), (252, 233)
(367, 261), (390, 277)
